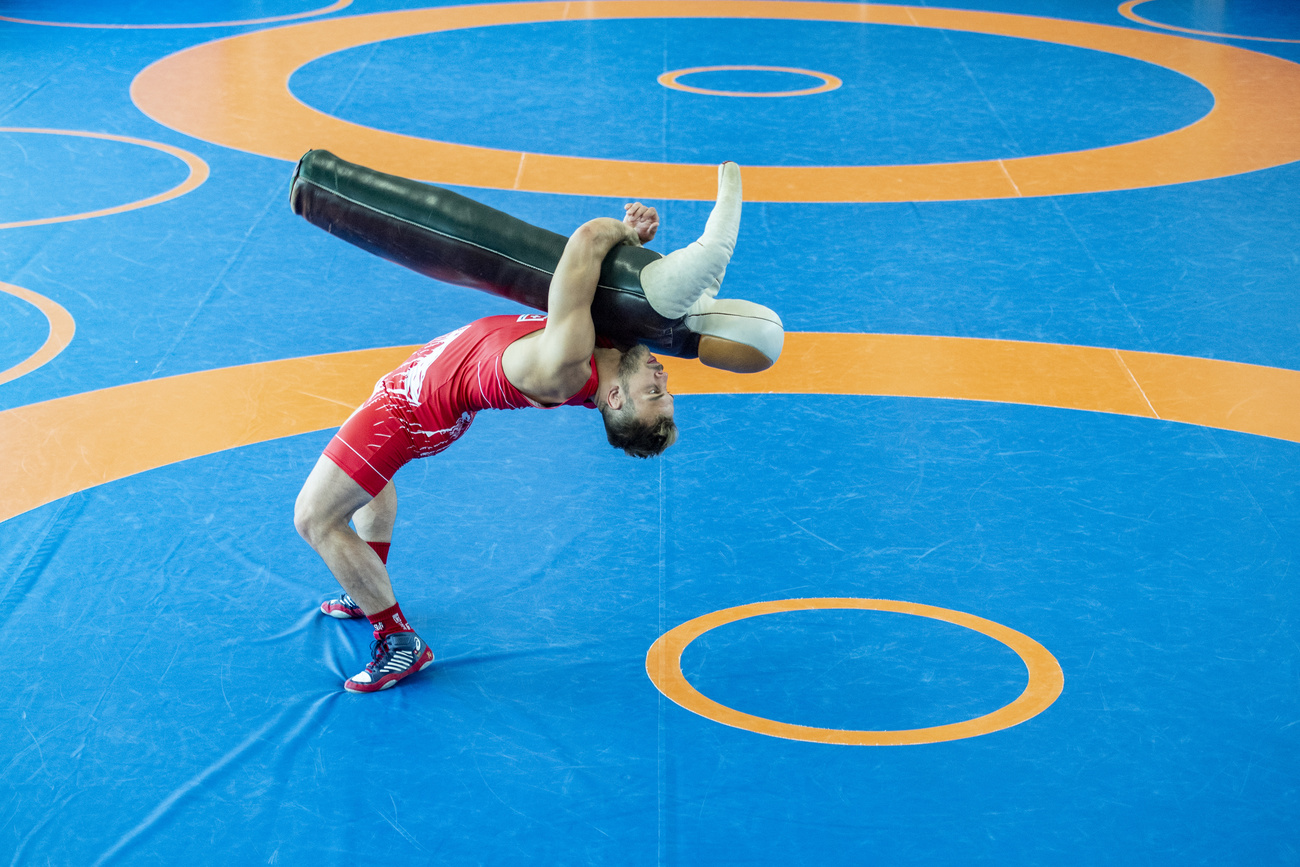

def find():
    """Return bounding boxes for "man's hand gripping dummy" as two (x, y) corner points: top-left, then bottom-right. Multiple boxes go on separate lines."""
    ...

(289, 151), (784, 373)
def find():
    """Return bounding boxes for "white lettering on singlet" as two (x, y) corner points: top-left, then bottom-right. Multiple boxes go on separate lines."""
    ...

(394, 324), (471, 406)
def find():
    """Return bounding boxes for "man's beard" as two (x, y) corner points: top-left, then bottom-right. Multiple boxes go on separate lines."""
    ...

(617, 344), (651, 379)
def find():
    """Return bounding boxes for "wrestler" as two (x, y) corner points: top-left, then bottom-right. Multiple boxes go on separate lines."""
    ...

(294, 201), (675, 692)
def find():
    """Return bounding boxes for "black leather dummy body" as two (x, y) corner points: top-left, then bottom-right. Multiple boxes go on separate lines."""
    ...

(289, 150), (701, 358)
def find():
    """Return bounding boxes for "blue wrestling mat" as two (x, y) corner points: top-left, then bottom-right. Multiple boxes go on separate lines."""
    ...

(2, 0), (1298, 863)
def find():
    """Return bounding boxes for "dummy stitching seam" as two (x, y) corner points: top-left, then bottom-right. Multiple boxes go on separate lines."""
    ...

(309, 182), (655, 298)
(685, 311), (773, 321)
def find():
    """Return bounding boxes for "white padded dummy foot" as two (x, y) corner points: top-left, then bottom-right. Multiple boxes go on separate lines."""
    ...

(685, 297), (784, 373)
(640, 162), (742, 319)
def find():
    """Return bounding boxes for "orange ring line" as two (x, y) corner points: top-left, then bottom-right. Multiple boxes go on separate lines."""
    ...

(0, 129), (208, 230)
(657, 65), (842, 97)
(130, 1), (1300, 202)
(1, 333), (1296, 524)
(646, 598), (1064, 745)
(0, 282), (75, 387)
(0, 0), (352, 30)
(1119, 0), (1300, 45)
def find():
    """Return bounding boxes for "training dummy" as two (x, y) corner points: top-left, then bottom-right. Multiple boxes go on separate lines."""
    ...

(290, 150), (783, 373)
(292, 152), (776, 692)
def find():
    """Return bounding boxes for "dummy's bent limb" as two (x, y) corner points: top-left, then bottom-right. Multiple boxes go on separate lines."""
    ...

(638, 161), (742, 319)
(290, 150), (783, 371)
(294, 457), (396, 615)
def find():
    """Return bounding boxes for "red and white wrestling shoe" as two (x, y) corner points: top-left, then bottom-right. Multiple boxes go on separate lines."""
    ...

(320, 592), (364, 619)
(344, 631), (434, 693)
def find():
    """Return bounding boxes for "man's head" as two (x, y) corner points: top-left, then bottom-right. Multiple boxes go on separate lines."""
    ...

(598, 344), (677, 458)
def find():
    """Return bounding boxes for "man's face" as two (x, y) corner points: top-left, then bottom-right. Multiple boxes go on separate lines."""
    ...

(619, 345), (674, 422)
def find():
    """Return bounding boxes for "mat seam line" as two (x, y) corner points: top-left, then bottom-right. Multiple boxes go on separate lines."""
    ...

(1113, 349), (1160, 418)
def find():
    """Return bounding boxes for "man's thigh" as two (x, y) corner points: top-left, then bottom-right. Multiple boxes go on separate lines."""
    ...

(322, 392), (415, 497)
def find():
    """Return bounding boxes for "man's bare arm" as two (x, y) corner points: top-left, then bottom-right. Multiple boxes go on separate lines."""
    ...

(502, 216), (642, 403)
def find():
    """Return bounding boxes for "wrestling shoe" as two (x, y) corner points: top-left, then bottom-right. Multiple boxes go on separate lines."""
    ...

(344, 631), (434, 693)
(320, 592), (364, 619)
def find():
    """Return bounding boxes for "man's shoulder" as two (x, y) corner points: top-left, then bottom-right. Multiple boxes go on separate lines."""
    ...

(481, 312), (547, 325)
(472, 312), (548, 336)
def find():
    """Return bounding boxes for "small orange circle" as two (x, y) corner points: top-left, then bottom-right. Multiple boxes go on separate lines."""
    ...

(646, 598), (1064, 745)
(658, 65), (842, 97)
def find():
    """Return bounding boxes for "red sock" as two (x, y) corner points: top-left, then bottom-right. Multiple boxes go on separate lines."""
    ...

(368, 602), (412, 637)
(366, 541), (390, 564)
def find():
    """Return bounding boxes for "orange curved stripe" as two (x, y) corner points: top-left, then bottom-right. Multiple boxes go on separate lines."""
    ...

(1119, 0), (1300, 45)
(0, 129), (208, 229)
(0, 0), (352, 30)
(0, 282), (75, 386)
(1, 334), (1297, 524)
(659, 334), (1300, 443)
(0, 347), (411, 524)
(129, 1), (1300, 202)
(646, 598), (1064, 745)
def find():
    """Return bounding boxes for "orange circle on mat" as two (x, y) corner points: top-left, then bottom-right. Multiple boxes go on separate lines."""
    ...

(646, 598), (1065, 745)
(658, 65), (841, 97)
(130, 0), (1300, 201)
(0, 128), (208, 229)
(1118, 0), (1300, 45)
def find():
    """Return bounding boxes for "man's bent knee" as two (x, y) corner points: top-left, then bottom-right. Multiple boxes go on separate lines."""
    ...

(293, 489), (332, 549)
(294, 456), (374, 549)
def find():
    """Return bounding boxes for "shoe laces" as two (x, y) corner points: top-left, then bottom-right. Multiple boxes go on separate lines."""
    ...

(364, 634), (393, 671)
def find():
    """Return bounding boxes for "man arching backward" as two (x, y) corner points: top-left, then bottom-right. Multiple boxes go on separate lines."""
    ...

(290, 152), (782, 692)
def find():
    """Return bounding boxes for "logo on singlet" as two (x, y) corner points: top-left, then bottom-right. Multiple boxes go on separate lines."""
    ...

(394, 323), (472, 405)
(517, 313), (547, 322)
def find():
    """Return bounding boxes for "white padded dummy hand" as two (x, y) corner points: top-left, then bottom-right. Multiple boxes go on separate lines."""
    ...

(639, 162), (742, 319)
